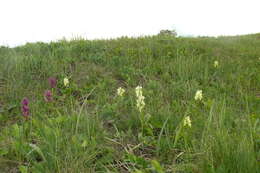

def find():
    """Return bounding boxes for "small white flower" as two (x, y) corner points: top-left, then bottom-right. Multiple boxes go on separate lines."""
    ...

(214, 60), (219, 68)
(183, 116), (191, 127)
(117, 87), (125, 97)
(64, 77), (69, 87)
(194, 90), (203, 101)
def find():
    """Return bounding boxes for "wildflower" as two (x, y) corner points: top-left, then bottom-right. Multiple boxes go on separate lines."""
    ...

(214, 60), (219, 68)
(64, 77), (69, 87)
(194, 90), (203, 101)
(135, 86), (145, 112)
(135, 86), (143, 97)
(21, 98), (29, 118)
(136, 96), (145, 112)
(117, 87), (125, 97)
(48, 77), (57, 88)
(21, 97), (29, 106)
(183, 116), (191, 127)
(22, 105), (29, 116)
(44, 90), (53, 102)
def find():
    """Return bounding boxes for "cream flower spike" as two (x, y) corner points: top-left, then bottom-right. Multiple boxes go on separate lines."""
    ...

(64, 77), (69, 87)
(194, 90), (203, 101)
(117, 87), (125, 97)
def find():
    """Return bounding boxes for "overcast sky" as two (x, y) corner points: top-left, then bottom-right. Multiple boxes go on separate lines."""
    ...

(0, 0), (259, 47)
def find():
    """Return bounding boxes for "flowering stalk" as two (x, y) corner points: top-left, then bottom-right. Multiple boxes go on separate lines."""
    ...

(135, 86), (146, 135)
(214, 60), (219, 68)
(21, 98), (30, 119)
(117, 87), (125, 97)
(173, 116), (192, 148)
(183, 116), (192, 127)
(48, 77), (57, 88)
(44, 90), (53, 102)
(135, 86), (145, 112)
(194, 90), (203, 101)
(64, 77), (69, 87)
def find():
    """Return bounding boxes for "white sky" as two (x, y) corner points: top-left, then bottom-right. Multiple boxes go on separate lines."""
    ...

(0, 0), (260, 47)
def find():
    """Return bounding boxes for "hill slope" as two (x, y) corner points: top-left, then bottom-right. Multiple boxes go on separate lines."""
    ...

(0, 34), (260, 172)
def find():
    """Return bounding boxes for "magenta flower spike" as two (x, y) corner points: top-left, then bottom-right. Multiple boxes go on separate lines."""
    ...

(48, 77), (57, 88)
(22, 105), (30, 116)
(44, 90), (53, 102)
(21, 98), (30, 118)
(21, 97), (29, 106)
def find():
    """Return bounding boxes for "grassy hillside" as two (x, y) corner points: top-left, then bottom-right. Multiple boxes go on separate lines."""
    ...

(0, 34), (259, 173)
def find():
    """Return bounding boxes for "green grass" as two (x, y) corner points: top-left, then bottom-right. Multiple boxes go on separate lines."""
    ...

(0, 34), (259, 173)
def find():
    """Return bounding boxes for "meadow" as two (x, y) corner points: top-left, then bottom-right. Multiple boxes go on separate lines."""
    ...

(0, 33), (259, 173)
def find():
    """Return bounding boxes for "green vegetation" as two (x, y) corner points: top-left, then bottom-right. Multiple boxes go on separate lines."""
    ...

(0, 34), (260, 173)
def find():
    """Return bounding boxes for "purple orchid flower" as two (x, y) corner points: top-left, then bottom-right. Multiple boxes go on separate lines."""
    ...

(48, 77), (57, 88)
(44, 90), (53, 102)
(21, 98), (29, 118)
(21, 97), (29, 106)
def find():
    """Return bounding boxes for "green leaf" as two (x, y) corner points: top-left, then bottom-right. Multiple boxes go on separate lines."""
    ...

(29, 144), (46, 162)
(0, 148), (8, 156)
(151, 160), (164, 173)
(0, 108), (4, 113)
(12, 123), (20, 138)
(7, 104), (16, 111)
(55, 116), (66, 123)
(81, 140), (88, 147)
(19, 165), (28, 173)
